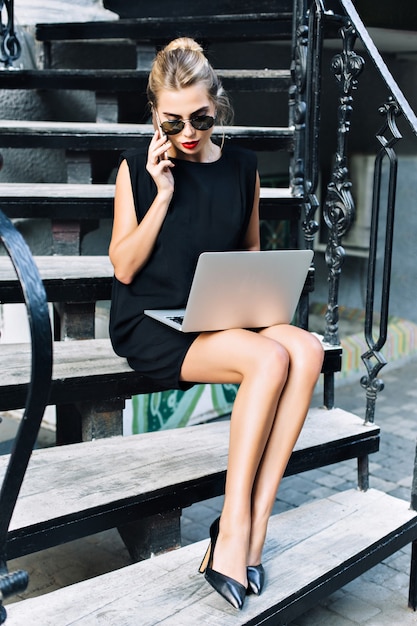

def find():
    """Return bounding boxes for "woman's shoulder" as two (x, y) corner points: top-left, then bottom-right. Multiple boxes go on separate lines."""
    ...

(118, 148), (147, 169)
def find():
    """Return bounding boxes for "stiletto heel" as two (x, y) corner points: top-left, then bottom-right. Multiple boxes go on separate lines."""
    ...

(247, 564), (265, 595)
(198, 542), (211, 574)
(199, 517), (247, 610)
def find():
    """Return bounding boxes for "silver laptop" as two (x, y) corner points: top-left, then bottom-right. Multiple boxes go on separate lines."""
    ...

(145, 249), (313, 332)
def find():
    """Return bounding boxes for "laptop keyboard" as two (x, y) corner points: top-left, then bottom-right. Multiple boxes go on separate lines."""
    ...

(167, 315), (184, 325)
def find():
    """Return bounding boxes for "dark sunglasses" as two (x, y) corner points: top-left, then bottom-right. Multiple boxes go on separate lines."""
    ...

(159, 114), (215, 136)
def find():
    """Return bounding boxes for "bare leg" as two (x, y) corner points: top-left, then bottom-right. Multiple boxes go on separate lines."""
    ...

(247, 325), (324, 566)
(181, 328), (290, 586)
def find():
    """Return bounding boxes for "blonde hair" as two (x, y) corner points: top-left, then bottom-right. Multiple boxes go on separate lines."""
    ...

(147, 37), (233, 125)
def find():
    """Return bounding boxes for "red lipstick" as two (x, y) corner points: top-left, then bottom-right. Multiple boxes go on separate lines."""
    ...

(182, 141), (199, 150)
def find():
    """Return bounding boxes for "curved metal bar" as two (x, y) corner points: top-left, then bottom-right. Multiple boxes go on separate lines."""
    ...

(0, 210), (52, 619)
(360, 99), (402, 423)
(0, 1), (21, 67)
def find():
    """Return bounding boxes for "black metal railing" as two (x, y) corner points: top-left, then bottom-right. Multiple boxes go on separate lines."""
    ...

(336, 0), (417, 425)
(0, 0), (21, 67)
(294, 0), (417, 418)
(322, 20), (364, 354)
(289, 0), (324, 334)
(0, 211), (52, 622)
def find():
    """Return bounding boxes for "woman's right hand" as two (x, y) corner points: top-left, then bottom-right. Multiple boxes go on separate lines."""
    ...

(110, 137), (176, 284)
(146, 129), (175, 196)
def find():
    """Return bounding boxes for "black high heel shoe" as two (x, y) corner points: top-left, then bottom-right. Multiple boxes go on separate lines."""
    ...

(247, 564), (265, 595)
(199, 517), (247, 610)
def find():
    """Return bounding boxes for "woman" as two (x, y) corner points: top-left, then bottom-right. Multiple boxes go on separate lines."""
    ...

(109, 37), (324, 610)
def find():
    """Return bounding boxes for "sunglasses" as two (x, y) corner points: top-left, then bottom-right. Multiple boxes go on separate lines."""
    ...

(157, 113), (215, 136)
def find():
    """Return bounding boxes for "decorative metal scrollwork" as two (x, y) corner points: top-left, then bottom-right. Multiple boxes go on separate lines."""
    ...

(289, 9), (309, 200)
(360, 98), (402, 423)
(290, 1), (324, 248)
(0, 0), (21, 67)
(323, 22), (364, 346)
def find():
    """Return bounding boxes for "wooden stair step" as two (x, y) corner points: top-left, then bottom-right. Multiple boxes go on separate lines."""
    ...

(0, 183), (303, 220)
(35, 14), (293, 45)
(90, 0), (294, 20)
(0, 337), (341, 411)
(0, 255), (113, 303)
(7, 489), (414, 625)
(0, 68), (291, 93)
(0, 121), (294, 151)
(0, 412), (379, 559)
(0, 255), (317, 307)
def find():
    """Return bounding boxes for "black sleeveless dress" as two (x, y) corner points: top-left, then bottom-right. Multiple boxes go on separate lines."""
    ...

(109, 144), (257, 390)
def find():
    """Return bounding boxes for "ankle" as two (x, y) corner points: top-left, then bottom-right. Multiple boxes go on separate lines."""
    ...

(218, 507), (251, 541)
(247, 514), (269, 566)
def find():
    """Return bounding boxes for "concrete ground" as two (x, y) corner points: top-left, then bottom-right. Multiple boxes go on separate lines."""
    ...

(2, 356), (417, 624)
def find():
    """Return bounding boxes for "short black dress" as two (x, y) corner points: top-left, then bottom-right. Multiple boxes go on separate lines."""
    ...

(109, 144), (257, 390)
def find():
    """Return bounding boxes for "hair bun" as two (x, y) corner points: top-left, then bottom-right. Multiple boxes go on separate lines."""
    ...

(165, 37), (203, 54)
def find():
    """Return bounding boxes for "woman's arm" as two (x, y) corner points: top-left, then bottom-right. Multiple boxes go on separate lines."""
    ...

(109, 131), (174, 284)
(241, 171), (261, 252)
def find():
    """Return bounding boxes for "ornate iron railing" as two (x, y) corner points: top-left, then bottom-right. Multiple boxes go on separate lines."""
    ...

(0, 0), (21, 67)
(337, 0), (417, 424)
(294, 0), (417, 418)
(289, 0), (324, 334)
(323, 21), (364, 351)
(0, 211), (52, 622)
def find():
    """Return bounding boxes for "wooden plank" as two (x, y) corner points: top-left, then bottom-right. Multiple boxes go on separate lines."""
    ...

(0, 68), (291, 93)
(0, 338), (144, 410)
(0, 251), (318, 307)
(0, 183), (296, 200)
(35, 15), (293, 44)
(96, 0), (294, 19)
(6, 490), (417, 624)
(0, 121), (293, 151)
(0, 338), (342, 410)
(0, 409), (379, 558)
(0, 183), (303, 220)
(0, 255), (113, 303)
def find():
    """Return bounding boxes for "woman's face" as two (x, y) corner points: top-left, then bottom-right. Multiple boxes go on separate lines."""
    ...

(155, 83), (216, 162)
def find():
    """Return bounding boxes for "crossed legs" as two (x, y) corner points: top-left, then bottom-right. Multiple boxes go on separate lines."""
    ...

(180, 324), (324, 590)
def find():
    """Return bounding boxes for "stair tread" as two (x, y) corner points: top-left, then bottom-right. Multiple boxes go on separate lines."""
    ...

(0, 334), (339, 411)
(0, 120), (292, 135)
(0, 68), (291, 92)
(0, 337), (341, 388)
(35, 14), (293, 44)
(0, 183), (303, 221)
(0, 121), (293, 151)
(0, 254), (316, 306)
(6, 488), (414, 625)
(0, 182), (296, 200)
(97, 0), (293, 20)
(1, 411), (376, 534)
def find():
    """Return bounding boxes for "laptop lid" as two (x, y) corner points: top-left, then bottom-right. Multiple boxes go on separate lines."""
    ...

(145, 249), (313, 332)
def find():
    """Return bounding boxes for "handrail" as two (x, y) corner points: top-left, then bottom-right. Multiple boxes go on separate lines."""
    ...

(339, 0), (417, 136)
(0, 210), (52, 622)
(319, 0), (417, 424)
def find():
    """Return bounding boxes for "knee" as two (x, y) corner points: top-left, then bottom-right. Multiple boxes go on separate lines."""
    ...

(256, 340), (290, 385)
(300, 332), (324, 378)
